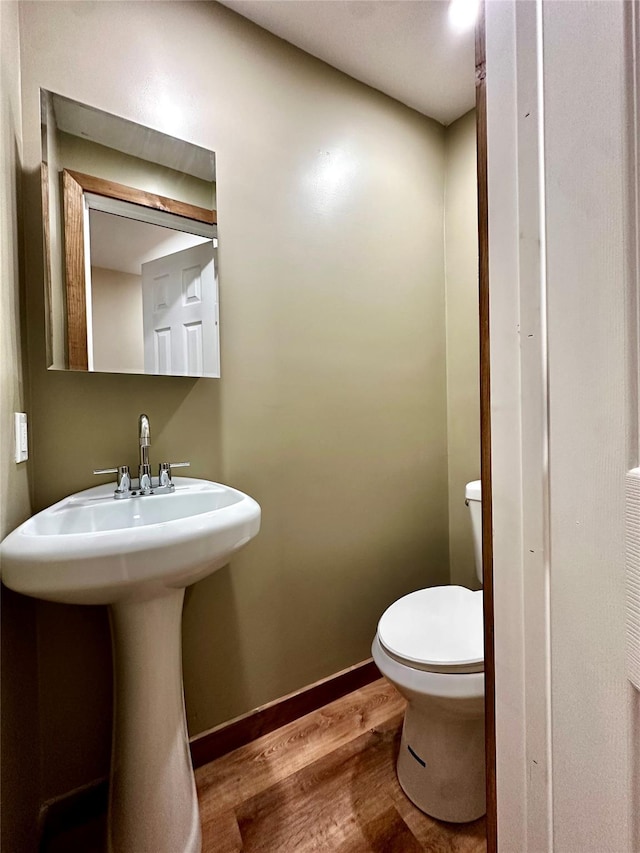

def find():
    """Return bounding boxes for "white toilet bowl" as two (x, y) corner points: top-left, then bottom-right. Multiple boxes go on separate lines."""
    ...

(372, 587), (485, 822)
(372, 481), (485, 823)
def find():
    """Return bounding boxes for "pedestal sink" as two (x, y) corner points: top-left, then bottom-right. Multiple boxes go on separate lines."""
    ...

(0, 477), (260, 853)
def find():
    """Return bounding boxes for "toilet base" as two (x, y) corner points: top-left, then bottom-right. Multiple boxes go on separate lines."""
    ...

(396, 698), (486, 823)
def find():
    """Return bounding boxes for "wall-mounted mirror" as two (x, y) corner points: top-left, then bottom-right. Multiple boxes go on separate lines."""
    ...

(41, 90), (219, 377)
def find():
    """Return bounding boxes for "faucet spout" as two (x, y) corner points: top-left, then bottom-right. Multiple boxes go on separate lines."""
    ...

(138, 414), (152, 492)
(139, 414), (150, 467)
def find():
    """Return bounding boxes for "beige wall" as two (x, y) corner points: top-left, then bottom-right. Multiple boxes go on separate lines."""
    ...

(0, 7), (31, 541)
(18, 1), (450, 802)
(91, 267), (144, 374)
(444, 110), (480, 589)
(57, 131), (216, 208)
(0, 2), (40, 850)
(43, 94), (64, 368)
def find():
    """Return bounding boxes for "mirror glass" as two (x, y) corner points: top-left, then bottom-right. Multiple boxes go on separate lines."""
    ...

(40, 90), (219, 377)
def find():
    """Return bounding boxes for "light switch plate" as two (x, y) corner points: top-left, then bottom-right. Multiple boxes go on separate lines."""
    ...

(14, 413), (28, 463)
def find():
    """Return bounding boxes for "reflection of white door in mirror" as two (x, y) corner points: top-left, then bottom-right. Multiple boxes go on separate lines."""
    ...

(142, 242), (219, 377)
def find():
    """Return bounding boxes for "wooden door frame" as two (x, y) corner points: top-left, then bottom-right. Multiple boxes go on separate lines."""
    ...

(61, 168), (216, 370)
(476, 4), (497, 851)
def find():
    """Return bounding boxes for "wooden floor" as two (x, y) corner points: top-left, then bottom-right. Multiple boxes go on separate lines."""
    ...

(45, 679), (486, 852)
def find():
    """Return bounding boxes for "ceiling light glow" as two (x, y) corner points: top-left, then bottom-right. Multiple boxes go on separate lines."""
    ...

(448, 0), (480, 33)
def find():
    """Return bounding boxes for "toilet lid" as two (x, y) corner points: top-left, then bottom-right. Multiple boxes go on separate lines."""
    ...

(378, 586), (484, 673)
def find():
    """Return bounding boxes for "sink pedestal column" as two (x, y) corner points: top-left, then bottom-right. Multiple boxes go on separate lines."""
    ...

(108, 589), (201, 853)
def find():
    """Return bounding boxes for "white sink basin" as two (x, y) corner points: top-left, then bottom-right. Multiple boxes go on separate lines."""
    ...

(0, 476), (261, 853)
(0, 477), (260, 605)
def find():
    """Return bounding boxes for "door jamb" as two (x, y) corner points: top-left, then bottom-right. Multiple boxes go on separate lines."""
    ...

(475, 5), (497, 851)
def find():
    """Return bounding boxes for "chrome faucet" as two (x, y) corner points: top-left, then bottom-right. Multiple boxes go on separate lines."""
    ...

(138, 413), (152, 493)
(93, 413), (190, 499)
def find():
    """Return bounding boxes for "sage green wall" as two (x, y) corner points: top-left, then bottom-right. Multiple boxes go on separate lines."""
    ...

(444, 110), (480, 589)
(0, 2), (39, 850)
(18, 1), (450, 802)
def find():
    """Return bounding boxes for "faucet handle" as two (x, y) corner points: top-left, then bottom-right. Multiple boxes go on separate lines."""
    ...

(93, 465), (131, 494)
(158, 461), (190, 487)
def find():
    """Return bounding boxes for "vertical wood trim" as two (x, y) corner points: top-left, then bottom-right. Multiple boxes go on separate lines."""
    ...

(476, 4), (497, 851)
(627, 6), (640, 822)
(62, 169), (88, 370)
(627, 0), (640, 463)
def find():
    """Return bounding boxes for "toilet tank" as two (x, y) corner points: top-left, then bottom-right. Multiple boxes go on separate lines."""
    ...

(465, 480), (482, 584)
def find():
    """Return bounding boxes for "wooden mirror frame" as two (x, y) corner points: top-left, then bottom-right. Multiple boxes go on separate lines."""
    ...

(62, 168), (217, 371)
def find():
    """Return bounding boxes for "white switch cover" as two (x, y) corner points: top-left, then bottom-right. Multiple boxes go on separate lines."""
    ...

(14, 413), (28, 463)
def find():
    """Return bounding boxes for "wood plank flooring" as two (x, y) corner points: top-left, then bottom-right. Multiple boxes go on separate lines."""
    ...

(196, 678), (486, 852)
(43, 679), (486, 852)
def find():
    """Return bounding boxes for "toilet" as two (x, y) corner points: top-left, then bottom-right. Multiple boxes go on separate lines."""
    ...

(372, 480), (484, 823)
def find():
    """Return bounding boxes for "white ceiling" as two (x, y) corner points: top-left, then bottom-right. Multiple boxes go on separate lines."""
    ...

(219, 0), (476, 126)
(89, 211), (208, 275)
